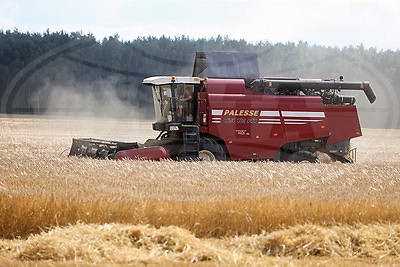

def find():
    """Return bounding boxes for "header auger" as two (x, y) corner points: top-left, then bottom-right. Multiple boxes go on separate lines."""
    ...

(69, 52), (376, 163)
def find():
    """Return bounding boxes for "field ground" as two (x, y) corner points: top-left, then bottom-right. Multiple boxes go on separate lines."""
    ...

(0, 115), (400, 265)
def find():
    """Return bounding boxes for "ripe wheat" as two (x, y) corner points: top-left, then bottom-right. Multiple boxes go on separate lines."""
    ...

(0, 115), (399, 264)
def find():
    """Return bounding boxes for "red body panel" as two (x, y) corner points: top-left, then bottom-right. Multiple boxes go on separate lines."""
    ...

(205, 94), (331, 160)
(115, 146), (170, 160)
(277, 96), (330, 143)
(206, 94), (285, 160)
(206, 78), (245, 94)
(324, 105), (362, 144)
(200, 79), (362, 160)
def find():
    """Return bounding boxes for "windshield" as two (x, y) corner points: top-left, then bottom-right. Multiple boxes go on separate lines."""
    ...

(152, 85), (171, 123)
(152, 84), (195, 123)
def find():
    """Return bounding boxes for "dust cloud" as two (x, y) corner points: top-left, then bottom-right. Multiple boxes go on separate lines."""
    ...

(30, 77), (151, 121)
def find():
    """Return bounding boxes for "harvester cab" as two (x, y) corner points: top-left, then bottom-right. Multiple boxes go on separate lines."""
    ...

(144, 76), (202, 128)
(69, 51), (376, 163)
(142, 76), (216, 160)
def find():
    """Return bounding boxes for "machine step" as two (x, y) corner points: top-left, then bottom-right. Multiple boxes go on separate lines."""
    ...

(182, 127), (200, 159)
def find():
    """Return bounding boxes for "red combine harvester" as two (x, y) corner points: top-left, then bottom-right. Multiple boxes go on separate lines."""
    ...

(69, 52), (376, 162)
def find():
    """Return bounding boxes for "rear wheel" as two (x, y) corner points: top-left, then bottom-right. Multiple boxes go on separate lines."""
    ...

(288, 151), (319, 163)
(329, 153), (353, 163)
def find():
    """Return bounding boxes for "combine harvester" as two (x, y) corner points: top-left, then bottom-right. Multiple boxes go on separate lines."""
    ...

(69, 52), (376, 163)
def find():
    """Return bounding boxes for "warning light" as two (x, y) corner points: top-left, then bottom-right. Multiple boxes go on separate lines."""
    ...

(321, 125), (325, 129)
(228, 140), (233, 144)
(273, 133), (278, 137)
(356, 131), (361, 135)
(171, 76), (176, 82)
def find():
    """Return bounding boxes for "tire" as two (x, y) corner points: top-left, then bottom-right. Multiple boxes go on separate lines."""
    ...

(288, 151), (319, 163)
(198, 138), (226, 161)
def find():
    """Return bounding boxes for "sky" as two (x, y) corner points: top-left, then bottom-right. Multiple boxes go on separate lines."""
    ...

(0, 0), (399, 50)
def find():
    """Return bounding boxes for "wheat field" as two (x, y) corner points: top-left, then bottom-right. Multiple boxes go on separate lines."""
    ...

(0, 115), (400, 265)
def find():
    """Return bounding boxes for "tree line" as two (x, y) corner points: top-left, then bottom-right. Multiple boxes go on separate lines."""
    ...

(0, 29), (399, 127)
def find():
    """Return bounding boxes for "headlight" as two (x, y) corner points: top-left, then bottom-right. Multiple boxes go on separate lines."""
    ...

(169, 125), (179, 131)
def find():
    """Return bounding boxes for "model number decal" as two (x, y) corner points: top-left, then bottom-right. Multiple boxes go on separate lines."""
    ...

(224, 118), (236, 123)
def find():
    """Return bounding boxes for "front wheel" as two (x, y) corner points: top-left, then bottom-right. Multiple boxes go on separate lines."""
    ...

(198, 138), (226, 161)
(198, 149), (216, 161)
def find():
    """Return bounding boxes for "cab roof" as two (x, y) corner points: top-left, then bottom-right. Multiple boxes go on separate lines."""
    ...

(143, 76), (202, 86)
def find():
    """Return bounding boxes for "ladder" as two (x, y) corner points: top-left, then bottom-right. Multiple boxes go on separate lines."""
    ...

(182, 125), (200, 160)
